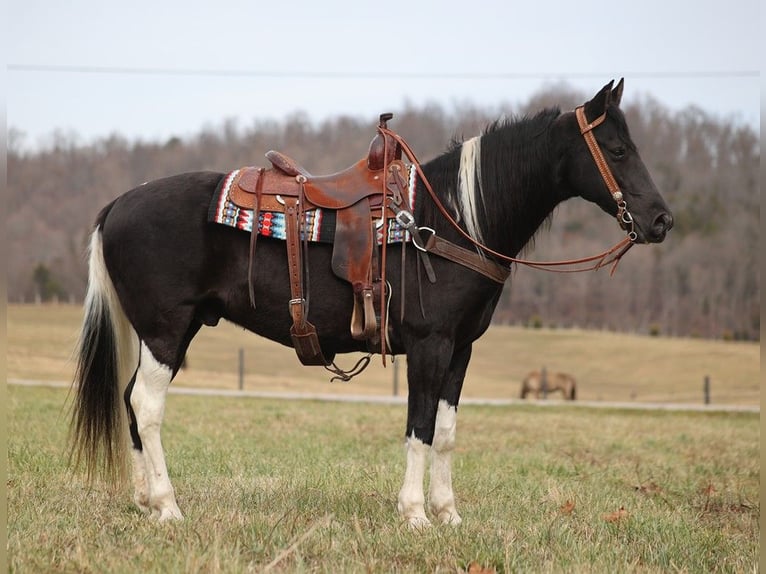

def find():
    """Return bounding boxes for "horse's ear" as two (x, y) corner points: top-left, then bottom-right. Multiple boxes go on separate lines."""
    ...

(611, 78), (625, 107)
(583, 80), (614, 123)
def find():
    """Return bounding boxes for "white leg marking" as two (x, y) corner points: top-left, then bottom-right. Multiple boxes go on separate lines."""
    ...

(429, 400), (462, 525)
(397, 434), (431, 529)
(130, 448), (151, 513)
(131, 342), (183, 521)
(457, 136), (486, 244)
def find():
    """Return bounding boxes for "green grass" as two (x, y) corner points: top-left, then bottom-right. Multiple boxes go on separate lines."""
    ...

(6, 304), (761, 405)
(8, 385), (759, 573)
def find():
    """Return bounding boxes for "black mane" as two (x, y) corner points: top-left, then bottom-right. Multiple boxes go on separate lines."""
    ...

(419, 107), (563, 257)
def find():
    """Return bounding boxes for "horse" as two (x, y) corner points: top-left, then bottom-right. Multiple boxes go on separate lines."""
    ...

(69, 79), (673, 528)
(520, 370), (577, 400)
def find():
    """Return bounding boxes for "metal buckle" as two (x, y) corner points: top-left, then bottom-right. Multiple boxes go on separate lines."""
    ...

(395, 210), (416, 229)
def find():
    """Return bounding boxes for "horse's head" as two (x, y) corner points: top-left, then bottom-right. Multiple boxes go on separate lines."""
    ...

(556, 79), (673, 244)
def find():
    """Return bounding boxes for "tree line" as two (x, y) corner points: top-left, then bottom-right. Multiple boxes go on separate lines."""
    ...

(7, 85), (759, 340)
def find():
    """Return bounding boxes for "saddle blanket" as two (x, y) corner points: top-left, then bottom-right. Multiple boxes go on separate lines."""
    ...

(208, 166), (418, 244)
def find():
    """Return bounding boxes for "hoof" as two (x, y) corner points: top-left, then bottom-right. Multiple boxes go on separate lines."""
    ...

(152, 505), (184, 522)
(133, 495), (151, 514)
(404, 515), (432, 530)
(436, 510), (462, 526)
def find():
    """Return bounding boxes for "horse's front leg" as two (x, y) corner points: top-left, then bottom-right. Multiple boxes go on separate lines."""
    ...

(428, 344), (471, 526)
(399, 430), (432, 529)
(398, 336), (465, 528)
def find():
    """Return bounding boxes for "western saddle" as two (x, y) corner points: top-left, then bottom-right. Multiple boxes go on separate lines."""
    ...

(226, 113), (422, 377)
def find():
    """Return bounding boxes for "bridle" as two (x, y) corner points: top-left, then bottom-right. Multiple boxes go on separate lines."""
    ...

(575, 105), (638, 243)
(378, 105), (638, 277)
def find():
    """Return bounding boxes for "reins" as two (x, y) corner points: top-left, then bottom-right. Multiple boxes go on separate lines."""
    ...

(378, 105), (638, 277)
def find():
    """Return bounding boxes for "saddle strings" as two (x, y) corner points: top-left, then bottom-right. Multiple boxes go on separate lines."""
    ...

(326, 354), (372, 383)
(379, 134), (390, 364)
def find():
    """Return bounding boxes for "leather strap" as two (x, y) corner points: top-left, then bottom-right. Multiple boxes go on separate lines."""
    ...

(575, 106), (637, 239)
(247, 167), (265, 307)
(385, 165), (436, 282)
(425, 234), (510, 284)
(284, 196), (305, 327)
(284, 196), (330, 366)
(576, 106), (620, 197)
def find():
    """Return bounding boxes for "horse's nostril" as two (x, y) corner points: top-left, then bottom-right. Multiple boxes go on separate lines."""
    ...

(653, 212), (673, 234)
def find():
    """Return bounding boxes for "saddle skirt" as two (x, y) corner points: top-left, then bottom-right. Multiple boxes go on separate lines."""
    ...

(208, 165), (418, 245)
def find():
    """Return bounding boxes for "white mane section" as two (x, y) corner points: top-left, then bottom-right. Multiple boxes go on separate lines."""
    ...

(457, 136), (486, 244)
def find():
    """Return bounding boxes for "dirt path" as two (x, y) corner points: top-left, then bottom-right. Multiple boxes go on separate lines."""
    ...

(7, 378), (759, 413)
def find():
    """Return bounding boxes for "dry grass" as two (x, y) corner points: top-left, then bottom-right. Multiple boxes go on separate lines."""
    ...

(6, 303), (760, 404)
(7, 385), (760, 573)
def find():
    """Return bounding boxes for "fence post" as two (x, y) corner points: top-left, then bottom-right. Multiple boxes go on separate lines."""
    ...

(703, 375), (710, 405)
(238, 348), (245, 391)
(541, 366), (548, 399)
(392, 358), (399, 396)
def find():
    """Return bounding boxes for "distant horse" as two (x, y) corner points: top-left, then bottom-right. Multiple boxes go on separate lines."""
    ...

(520, 370), (577, 400)
(70, 80), (672, 527)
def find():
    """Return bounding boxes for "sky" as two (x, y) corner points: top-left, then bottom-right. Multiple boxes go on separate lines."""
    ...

(6, 0), (761, 149)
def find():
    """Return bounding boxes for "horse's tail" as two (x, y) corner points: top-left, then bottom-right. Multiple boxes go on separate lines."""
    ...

(70, 208), (138, 484)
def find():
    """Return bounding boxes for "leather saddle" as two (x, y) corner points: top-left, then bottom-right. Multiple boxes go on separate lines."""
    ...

(226, 114), (413, 369)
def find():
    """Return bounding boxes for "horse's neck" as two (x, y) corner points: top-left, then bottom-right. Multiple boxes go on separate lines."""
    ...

(422, 126), (565, 258)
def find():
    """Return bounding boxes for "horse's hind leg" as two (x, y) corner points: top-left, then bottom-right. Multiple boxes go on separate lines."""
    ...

(127, 341), (182, 521)
(124, 371), (150, 513)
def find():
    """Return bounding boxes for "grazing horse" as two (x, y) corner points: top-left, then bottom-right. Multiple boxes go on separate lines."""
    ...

(520, 370), (577, 400)
(70, 80), (672, 527)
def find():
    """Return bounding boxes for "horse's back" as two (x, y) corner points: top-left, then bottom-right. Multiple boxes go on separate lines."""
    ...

(101, 171), (223, 224)
(100, 171), (223, 242)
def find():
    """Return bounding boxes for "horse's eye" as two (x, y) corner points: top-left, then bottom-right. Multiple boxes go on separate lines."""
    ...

(612, 147), (627, 159)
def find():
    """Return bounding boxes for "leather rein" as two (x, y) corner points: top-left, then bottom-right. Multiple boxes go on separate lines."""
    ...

(378, 105), (638, 281)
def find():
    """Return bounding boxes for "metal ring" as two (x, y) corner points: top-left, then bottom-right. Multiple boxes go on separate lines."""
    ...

(628, 231), (638, 242)
(621, 211), (634, 225)
(276, 195), (299, 206)
(412, 227), (435, 252)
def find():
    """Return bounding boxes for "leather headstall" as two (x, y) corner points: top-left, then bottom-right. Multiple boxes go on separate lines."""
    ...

(575, 106), (638, 243)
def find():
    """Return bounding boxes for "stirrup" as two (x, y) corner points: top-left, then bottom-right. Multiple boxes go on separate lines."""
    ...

(350, 289), (378, 341)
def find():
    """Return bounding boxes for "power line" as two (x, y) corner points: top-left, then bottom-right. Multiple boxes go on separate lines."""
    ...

(7, 64), (759, 80)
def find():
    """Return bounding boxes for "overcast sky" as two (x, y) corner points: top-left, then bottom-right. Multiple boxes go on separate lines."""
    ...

(6, 0), (760, 149)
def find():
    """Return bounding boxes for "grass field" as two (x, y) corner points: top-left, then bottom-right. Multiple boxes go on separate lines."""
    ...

(6, 304), (761, 405)
(7, 385), (759, 573)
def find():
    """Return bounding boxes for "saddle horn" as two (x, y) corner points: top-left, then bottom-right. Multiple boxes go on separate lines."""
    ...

(367, 112), (396, 170)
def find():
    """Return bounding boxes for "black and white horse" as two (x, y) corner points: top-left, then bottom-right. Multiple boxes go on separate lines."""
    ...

(70, 80), (672, 527)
